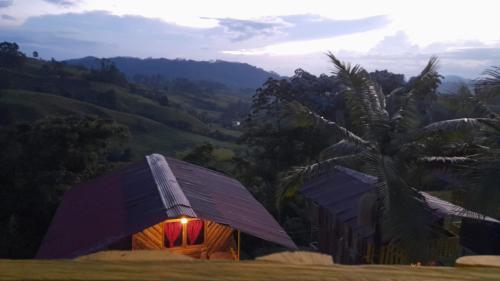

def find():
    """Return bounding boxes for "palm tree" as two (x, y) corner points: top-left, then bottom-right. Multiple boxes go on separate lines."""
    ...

(279, 53), (500, 261)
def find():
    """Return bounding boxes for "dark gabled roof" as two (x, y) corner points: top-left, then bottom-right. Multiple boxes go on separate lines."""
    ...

(300, 165), (499, 235)
(301, 166), (377, 238)
(37, 154), (296, 259)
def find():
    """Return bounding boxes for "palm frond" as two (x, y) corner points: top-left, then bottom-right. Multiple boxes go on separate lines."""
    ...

(417, 156), (477, 164)
(409, 56), (442, 97)
(319, 139), (366, 160)
(414, 118), (500, 139)
(392, 91), (420, 132)
(307, 110), (372, 148)
(476, 66), (500, 89)
(277, 154), (368, 208)
(373, 156), (437, 260)
(467, 95), (499, 119)
(327, 52), (390, 140)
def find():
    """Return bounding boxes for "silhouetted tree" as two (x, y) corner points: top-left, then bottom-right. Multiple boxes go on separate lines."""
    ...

(0, 42), (26, 68)
(0, 116), (129, 258)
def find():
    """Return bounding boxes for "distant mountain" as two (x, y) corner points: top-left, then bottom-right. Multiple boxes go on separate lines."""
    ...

(65, 57), (280, 89)
(438, 75), (474, 94)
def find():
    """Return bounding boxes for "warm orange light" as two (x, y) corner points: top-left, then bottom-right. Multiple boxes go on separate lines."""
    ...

(180, 217), (188, 224)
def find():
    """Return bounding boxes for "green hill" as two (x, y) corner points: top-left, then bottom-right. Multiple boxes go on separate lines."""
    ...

(0, 58), (248, 158)
(0, 89), (239, 157)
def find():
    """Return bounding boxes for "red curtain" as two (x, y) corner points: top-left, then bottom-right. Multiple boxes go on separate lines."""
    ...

(187, 220), (204, 245)
(164, 222), (182, 248)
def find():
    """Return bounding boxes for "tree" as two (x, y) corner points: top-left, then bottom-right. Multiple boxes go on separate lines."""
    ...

(369, 70), (406, 95)
(0, 116), (129, 258)
(279, 53), (500, 261)
(87, 59), (127, 86)
(32, 51), (39, 59)
(0, 42), (26, 68)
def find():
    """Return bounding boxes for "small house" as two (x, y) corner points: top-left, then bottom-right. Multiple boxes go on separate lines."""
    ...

(37, 154), (297, 259)
(300, 165), (500, 265)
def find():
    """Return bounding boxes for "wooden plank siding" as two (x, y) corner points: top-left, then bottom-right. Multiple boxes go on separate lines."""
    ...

(132, 224), (163, 250)
(130, 219), (238, 260)
(313, 205), (462, 265)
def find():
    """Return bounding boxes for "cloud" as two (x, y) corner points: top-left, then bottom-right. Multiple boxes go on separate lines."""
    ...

(0, 0), (13, 8)
(369, 31), (419, 55)
(1, 14), (14, 20)
(0, 11), (214, 59)
(280, 14), (389, 41)
(211, 14), (390, 43)
(43, 0), (79, 7)
(2, 11), (390, 60)
(1, 11), (498, 78)
(211, 18), (280, 41)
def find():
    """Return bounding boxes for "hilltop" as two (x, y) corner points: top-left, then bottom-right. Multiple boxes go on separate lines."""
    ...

(65, 56), (281, 89)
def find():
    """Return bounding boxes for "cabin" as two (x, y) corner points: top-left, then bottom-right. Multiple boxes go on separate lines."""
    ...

(36, 154), (297, 260)
(300, 165), (500, 265)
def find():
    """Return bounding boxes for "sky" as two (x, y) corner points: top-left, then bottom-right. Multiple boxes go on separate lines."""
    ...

(1, 0), (499, 78)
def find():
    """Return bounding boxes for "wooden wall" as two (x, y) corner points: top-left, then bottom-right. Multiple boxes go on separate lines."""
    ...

(314, 205), (462, 265)
(132, 223), (163, 250)
(131, 219), (237, 260)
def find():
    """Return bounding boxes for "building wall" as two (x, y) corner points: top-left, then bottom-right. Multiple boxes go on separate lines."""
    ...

(131, 218), (237, 259)
(314, 205), (365, 264)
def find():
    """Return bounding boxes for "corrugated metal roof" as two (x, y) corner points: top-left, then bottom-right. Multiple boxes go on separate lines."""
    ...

(301, 166), (376, 237)
(36, 154), (296, 259)
(166, 157), (297, 250)
(146, 154), (197, 218)
(301, 166), (500, 232)
(421, 192), (499, 223)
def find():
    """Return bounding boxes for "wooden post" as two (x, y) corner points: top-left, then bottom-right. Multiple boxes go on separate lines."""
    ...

(237, 230), (241, 261)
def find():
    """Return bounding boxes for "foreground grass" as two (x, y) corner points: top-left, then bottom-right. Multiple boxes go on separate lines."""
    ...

(1, 259), (500, 281)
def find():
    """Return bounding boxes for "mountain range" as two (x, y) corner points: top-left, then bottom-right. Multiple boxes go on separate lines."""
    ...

(65, 57), (281, 89)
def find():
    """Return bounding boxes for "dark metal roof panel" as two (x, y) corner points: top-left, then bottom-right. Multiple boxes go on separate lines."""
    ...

(421, 192), (499, 223)
(36, 160), (168, 259)
(166, 157), (298, 250)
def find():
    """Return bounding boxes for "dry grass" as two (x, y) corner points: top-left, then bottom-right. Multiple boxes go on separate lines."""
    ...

(456, 255), (500, 268)
(256, 251), (334, 265)
(1, 259), (500, 281)
(76, 250), (194, 262)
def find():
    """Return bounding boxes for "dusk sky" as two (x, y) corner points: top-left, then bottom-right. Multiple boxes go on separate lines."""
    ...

(1, 0), (499, 78)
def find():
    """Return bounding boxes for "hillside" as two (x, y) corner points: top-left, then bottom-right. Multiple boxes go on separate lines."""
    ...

(65, 56), (281, 89)
(0, 58), (246, 158)
(438, 75), (474, 94)
(1, 259), (500, 281)
(0, 90), (238, 157)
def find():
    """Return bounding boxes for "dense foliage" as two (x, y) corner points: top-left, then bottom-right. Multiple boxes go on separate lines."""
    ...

(241, 53), (500, 261)
(0, 116), (129, 258)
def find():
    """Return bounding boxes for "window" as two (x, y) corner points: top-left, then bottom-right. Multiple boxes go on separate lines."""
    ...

(187, 220), (204, 245)
(164, 221), (182, 248)
(163, 219), (205, 248)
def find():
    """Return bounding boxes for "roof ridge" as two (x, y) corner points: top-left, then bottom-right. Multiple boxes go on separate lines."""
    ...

(334, 165), (378, 184)
(146, 153), (197, 218)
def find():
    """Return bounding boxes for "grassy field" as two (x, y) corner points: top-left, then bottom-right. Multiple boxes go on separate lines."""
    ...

(1, 58), (246, 158)
(1, 259), (500, 281)
(0, 90), (240, 157)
